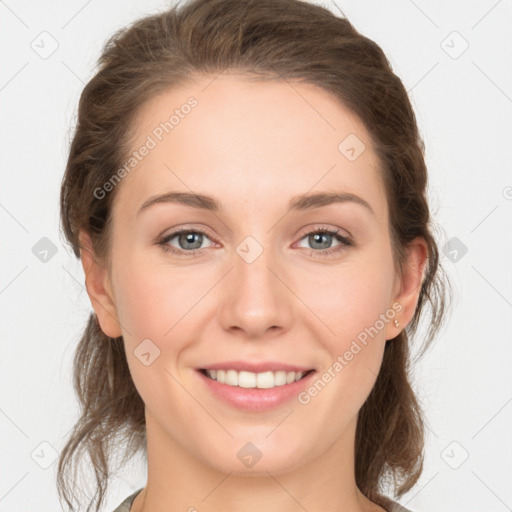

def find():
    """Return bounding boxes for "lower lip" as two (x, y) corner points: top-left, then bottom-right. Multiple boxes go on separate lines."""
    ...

(196, 369), (316, 412)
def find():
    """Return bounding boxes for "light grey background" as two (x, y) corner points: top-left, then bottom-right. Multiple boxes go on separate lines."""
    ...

(1, 1), (511, 511)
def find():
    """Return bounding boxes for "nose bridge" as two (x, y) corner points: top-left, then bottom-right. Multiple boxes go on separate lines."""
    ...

(219, 232), (292, 336)
(235, 233), (281, 305)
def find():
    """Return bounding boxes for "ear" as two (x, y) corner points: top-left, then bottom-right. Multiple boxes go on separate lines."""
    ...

(78, 229), (122, 338)
(385, 236), (428, 340)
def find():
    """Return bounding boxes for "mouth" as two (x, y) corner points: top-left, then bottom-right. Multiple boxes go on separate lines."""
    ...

(195, 365), (318, 411)
(197, 368), (316, 389)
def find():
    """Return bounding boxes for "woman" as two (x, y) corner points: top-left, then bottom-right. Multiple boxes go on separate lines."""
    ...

(57, 0), (449, 511)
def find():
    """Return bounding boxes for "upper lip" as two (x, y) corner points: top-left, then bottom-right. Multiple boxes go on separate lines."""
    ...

(198, 361), (315, 373)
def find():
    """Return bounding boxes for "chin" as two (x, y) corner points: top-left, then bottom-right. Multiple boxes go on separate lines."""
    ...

(199, 435), (307, 476)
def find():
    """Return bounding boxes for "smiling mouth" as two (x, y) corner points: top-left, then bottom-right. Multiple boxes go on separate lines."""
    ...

(198, 368), (315, 389)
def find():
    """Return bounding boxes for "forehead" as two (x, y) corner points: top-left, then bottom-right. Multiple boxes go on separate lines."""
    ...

(113, 73), (386, 220)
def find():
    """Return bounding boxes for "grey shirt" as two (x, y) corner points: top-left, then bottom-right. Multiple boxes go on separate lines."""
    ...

(112, 488), (414, 512)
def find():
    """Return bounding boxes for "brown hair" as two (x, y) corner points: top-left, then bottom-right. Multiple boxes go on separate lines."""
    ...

(58, 0), (450, 510)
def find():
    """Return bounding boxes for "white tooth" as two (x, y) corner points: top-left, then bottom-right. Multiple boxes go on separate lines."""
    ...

(238, 371), (257, 388)
(256, 371), (275, 389)
(206, 368), (310, 388)
(225, 369), (239, 386)
(274, 370), (287, 386)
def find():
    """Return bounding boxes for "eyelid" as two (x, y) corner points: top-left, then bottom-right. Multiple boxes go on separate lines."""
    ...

(294, 223), (353, 242)
(159, 223), (219, 242)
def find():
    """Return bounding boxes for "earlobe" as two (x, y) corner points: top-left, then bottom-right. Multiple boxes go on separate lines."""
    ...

(78, 230), (122, 339)
(386, 237), (428, 340)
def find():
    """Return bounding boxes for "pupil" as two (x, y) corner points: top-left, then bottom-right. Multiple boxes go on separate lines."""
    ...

(311, 233), (330, 249)
(181, 232), (202, 250)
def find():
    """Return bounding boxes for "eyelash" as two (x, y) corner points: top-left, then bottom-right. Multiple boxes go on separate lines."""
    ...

(156, 226), (354, 258)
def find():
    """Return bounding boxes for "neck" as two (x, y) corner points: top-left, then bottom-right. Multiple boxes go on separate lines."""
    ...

(131, 410), (386, 512)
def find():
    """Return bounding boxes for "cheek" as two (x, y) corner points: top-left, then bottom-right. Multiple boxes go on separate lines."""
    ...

(112, 248), (201, 342)
(304, 252), (395, 345)
(111, 250), (211, 388)
(111, 255), (202, 417)
(297, 252), (395, 404)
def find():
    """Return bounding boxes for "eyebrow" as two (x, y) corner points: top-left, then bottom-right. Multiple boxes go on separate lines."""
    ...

(137, 190), (375, 216)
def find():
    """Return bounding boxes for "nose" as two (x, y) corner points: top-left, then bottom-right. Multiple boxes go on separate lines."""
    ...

(217, 242), (294, 340)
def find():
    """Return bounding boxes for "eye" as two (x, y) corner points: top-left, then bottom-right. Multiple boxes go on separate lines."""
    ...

(156, 225), (353, 257)
(157, 228), (215, 256)
(296, 226), (353, 257)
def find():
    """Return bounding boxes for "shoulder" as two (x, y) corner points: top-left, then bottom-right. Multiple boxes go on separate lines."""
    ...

(110, 489), (414, 512)
(111, 488), (143, 512)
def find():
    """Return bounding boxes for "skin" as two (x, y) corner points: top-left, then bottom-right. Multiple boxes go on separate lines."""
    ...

(80, 73), (427, 512)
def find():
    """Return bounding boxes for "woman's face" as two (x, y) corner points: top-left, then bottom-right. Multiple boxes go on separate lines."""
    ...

(85, 73), (423, 475)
